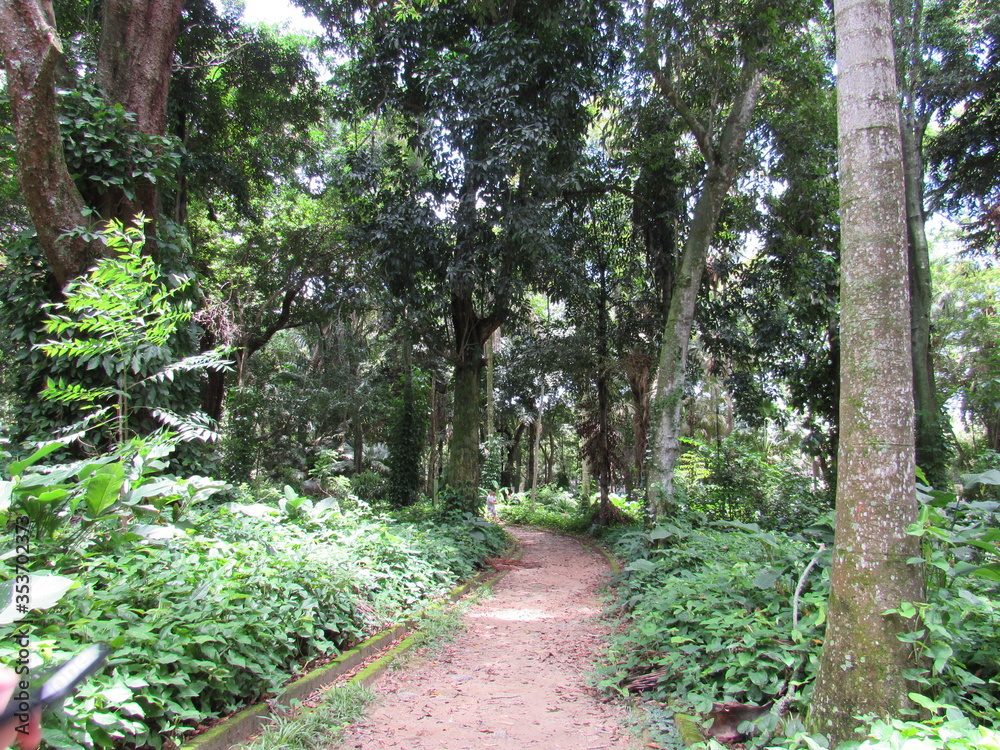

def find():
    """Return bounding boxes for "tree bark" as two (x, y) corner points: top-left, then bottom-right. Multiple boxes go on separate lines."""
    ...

(809, 0), (924, 741)
(645, 57), (763, 519)
(485, 330), (496, 438)
(96, 0), (186, 226)
(0, 0), (97, 288)
(449, 331), (484, 493)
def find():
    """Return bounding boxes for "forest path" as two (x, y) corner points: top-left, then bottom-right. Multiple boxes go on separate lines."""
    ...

(332, 526), (638, 750)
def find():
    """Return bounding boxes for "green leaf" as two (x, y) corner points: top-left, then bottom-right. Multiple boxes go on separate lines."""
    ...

(85, 463), (125, 516)
(625, 559), (659, 574)
(8, 442), (63, 475)
(0, 574), (76, 624)
(753, 568), (781, 589)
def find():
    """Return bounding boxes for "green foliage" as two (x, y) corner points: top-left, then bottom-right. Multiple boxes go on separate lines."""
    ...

(777, 698), (1000, 750)
(437, 484), (482, 520)
(889, 471), (1000, 722)
(481, 434), (505, 492)
(0, 493), (506, 749)
(599, 475), (1000, 748)
(498, 486), (603, 534)
(854, 698), (1000, 750)
(237, 683), (375, 750)
(676, 436), (830, 530)
(1, 433), (225, 545)
(597, 521), (832, 745)
(932, 256), (1000, 456)
(219, 386), (262, 482)
(59, 85), (181, 209)
(35, 219), (229, 450)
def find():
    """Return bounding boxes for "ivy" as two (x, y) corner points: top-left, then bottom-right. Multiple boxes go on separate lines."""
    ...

(59, 85), (181, 207)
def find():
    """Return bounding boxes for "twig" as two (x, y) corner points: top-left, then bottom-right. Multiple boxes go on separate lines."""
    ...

(792, 543), (825, 630)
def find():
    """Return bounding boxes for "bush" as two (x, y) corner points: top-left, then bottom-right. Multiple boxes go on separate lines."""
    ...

(675, 436), (831, 531)
(598, 522), (830, 723)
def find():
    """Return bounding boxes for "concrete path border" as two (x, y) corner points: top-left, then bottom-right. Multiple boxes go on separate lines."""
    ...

(178, 537), (523, 750)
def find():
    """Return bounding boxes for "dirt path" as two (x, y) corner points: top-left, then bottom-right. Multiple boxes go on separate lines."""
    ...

(334, 526), (638, 750)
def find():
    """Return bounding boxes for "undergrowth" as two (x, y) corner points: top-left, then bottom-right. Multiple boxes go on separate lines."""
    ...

(598, 474), (1000, 750)
(1, 487), (506, 749)
(236, 682), (375, 750)
(498, 484), (639, 533)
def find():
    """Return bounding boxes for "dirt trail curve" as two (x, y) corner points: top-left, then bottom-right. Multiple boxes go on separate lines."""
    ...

(334, 526), (639, 750)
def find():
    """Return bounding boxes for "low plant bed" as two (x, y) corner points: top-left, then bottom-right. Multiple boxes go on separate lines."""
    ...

(4, 494), (507, 750)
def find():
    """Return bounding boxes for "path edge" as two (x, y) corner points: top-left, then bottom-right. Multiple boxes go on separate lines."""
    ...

(178, 533), (524, 750)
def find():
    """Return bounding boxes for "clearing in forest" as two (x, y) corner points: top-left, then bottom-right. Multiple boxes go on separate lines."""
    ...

(333, 526), (638, 750)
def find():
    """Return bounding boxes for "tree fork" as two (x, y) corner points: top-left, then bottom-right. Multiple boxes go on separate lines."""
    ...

(0, 0), (97, 288)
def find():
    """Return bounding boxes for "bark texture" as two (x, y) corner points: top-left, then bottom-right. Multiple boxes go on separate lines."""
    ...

(96, 0), (185, 225)
(897, 3), (948, 486)
(808, 0), (924, 741)
(0, 0), (96, 288)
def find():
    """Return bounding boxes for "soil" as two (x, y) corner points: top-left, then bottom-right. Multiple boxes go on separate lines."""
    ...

(333, 526), (640, 750)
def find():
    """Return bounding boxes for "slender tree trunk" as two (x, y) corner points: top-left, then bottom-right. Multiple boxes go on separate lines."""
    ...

(426, 374), (439, 496)
(626, 350), (652, 496)
(0, 0), (97, 288)
(900, 103), (947, 486)
(545, 431), (555, 485)
(503, 422), (523, 488)
(530, 374), (546, 505)
(647, 167), (740, 516)
(809, 0), (924, 740)
(485, 330), (496, 438)
(644, 57), (763, 519)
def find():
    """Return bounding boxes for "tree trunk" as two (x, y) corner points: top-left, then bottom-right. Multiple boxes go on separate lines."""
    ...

(0, 0), (97, 288)
(647, 166), (741, 516)
(426, 374), (439, 496)
(899, 87), (947, 487)
(626, 350), (653, 496)
(645, 59), (763, 519)
(485, 330), (496, 438)
(96, 0), (185, 227)
(503, 422), (524, 488)
(809, 0), (924, 741)
(449, 341), (484, 493)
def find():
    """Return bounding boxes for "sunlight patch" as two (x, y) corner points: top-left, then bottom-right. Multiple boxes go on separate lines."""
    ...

(471, 608), (554, 622)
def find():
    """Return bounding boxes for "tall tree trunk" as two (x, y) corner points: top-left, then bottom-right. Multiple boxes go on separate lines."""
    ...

(809, 0), (924, 740)
(626, 350), (652, 496)
(426, 374), (439, 496)
(485, 330), (496, 438)
(896, 2), (948, 485)
(902, 124), (947, 485)
(644, 56), (763, 519)
(96, 0), (185, 228)
(0, 0), (185, 287)
(502, 422), (523, 488)
(0, 0), (97, 288)
(530, 374), (546, 505)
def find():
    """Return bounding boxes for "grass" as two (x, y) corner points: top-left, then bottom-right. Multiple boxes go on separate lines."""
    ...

(236, 682), (374, 750)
